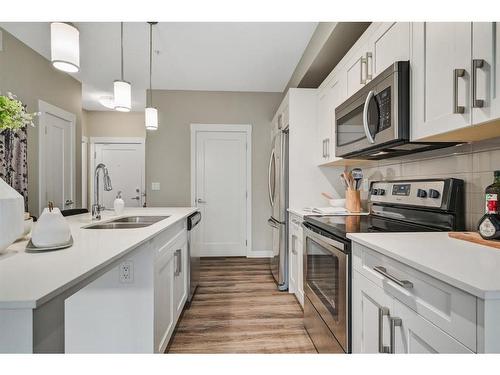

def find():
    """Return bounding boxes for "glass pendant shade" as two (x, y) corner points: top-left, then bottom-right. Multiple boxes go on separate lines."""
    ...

(50, 22), (80, 73)
(145, 107), (158, 130)
(113, 80), (131, 112)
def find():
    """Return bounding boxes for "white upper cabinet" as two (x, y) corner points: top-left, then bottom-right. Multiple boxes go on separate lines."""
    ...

(317, 72), (345, 164)
(369, 22), (411, 79)
(471, 22), (500, 125)
(412, 22), (473, 140)
(345, 40), (373, 98)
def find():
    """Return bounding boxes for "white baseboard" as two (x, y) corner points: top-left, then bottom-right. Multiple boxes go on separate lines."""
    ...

(246, 249), (273, 258)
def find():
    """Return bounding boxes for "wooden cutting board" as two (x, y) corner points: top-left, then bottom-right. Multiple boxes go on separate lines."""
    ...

(448, 232), (500, 250)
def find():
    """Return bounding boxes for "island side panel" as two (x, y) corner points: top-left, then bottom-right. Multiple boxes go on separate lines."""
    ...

(0, 309), (33, 353)
(64, 242), (155, 353)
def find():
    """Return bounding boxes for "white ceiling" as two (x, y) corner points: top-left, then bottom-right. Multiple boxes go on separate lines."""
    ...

(0, 22), (317, 111)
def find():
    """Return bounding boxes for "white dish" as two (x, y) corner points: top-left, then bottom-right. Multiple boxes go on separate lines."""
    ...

(25, 236), (74, 252)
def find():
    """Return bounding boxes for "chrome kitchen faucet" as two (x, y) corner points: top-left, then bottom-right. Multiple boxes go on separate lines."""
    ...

(92, 163), (113, 220)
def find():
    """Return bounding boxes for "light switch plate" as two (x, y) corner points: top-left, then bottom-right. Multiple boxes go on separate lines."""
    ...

(151, 182), (160, 191)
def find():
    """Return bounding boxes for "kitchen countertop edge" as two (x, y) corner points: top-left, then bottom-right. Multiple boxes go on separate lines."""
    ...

(0, 207), (198, 309)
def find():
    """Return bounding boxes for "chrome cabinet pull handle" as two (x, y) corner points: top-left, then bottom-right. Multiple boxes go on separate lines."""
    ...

(365, 52), (373, 81)
(472, 59), (485, 108)
(174, 249), (181, 276)
(374, 266), (414, 289)
(360, 56), (367, 84)
(389, 317), (402, 354)
(325, 138), (330, 158)
(378, 306), (390, 353)
(453, 68), (466, 114)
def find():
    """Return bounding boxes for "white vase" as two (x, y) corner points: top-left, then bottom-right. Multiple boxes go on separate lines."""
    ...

(0, 178), (24, 252)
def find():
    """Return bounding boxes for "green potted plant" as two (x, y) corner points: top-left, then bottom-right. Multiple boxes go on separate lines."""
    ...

(0, 91), (39, 132)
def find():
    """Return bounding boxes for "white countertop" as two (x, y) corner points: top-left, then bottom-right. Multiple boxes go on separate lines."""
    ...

(287, 208), (321, 218)
(0, 207), (197, 309)
(347, 232), (500, 300)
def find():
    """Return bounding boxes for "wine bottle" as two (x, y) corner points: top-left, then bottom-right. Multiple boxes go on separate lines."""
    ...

(478, 171), (500, 240)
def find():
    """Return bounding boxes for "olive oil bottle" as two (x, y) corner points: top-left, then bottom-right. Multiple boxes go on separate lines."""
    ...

(478, 171), (500, 240)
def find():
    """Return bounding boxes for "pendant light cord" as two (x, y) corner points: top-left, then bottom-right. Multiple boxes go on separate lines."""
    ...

(149, 22), (153, 107)
(120, 22), (124, 81)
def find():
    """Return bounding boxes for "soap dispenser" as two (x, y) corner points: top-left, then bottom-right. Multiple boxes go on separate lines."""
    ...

(114, 191), (125, 216)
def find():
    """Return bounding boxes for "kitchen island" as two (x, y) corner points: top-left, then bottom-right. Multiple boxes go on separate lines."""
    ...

(0, 207), (197, 353)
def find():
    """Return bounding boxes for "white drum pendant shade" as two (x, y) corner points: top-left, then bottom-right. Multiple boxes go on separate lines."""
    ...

(145, 107), (158, 130)
(0, 178), (24, 252)
(114, 80), (131, 112)
(51, 22), (80, 73)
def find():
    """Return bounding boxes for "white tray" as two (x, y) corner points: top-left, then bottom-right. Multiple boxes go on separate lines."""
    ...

(25, 236), (73, 252)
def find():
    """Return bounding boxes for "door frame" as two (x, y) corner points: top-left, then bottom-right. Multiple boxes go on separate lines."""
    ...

(81, 136), (89, 210)
(89, 137), (146, 208)
(190, 124), (252, 256)
(38, 100), (76, 215)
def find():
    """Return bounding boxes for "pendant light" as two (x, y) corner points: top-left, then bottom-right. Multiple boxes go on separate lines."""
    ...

(50, 22), (80, 73)
(145, 22), (158, 130)
(114, 22), (131, 112)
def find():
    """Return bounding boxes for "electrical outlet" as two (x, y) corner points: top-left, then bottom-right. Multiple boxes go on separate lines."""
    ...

(119, 261), (134, 283)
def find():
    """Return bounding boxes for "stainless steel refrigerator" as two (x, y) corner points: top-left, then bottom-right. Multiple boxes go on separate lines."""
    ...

(267, 125), (288, 291)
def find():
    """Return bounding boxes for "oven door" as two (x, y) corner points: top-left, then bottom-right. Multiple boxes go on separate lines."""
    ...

(303, 226), (349, 351)
(335, 64), (401, 158)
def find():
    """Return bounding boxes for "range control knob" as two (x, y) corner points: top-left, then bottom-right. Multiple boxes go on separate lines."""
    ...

(428, 189), (440, 199)
(417, 189), (427, 198)
(377, 188), (385, 196)
(371, 188), (378, 196)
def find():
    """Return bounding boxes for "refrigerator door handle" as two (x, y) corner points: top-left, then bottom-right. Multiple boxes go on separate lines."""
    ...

(268, 148), (276, 207)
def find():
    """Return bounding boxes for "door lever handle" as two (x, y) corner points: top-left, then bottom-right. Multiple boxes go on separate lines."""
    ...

(197, 198), (207, 204)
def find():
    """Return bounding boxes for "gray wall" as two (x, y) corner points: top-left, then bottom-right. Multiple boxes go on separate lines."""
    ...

(0, 28), (83, 214)
(83, 110), (146, 138)
(146, 90), (282, 253)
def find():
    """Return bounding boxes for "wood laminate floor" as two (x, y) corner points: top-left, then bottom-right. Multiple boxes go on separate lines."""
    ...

(167, 257), (317, 353)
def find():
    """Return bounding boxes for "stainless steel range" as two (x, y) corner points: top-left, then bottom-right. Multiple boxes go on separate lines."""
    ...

(302, 178), (465, 353)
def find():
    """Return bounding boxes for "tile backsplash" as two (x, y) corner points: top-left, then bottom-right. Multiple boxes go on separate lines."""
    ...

(359, 137), (500, 230)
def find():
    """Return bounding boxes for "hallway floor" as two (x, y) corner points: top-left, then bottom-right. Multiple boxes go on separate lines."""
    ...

(167, 257), (316, 353)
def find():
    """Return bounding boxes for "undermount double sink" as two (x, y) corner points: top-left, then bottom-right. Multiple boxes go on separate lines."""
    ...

(84, 215), (170, 229)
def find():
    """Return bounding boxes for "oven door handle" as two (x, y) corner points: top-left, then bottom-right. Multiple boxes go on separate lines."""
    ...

(362, 90), (376, 144)
(302, 225), (346, 253)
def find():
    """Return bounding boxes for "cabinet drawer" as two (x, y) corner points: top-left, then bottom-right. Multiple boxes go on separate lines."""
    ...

(352, 243), (477, 351)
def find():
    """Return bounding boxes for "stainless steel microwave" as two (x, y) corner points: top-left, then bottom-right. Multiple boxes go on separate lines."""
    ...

(335, 61), (457, 160)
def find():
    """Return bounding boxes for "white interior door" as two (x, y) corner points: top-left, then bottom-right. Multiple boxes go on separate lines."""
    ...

(38, 101), (75, 215)
(93, 142), (145, 210)
(194, 129), (249, 257)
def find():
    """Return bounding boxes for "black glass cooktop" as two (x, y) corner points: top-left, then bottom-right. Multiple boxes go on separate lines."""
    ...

(304, 215), (373, 240)
(304, 210), (446, 242)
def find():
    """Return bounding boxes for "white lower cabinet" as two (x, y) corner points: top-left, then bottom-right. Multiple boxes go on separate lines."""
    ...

(352, 242), (477, 354)
(288, 213), (304, 307)
(154, 228), (188, 353)
(392, 299), (473, 354)
(173, 240), (188, 320)
(353, 270), (473, 354)
(352, 270), (395, 353)
(154, 243), (175, 353)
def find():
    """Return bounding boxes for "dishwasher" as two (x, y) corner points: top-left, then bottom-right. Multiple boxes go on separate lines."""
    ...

(187, 211), (201, 305)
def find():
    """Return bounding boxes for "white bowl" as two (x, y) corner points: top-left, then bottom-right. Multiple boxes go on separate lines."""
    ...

(329, 198), (346, 207)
